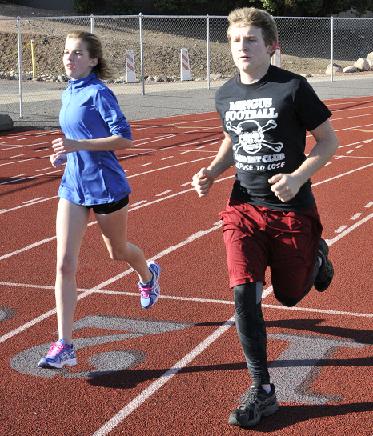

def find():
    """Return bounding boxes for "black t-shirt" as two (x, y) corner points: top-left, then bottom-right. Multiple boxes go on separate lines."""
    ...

(215, 65), (332, 211)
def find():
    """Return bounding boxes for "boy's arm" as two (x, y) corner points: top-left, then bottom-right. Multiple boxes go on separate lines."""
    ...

(269, 120), (339, 202)
(192, 131), (234, 197)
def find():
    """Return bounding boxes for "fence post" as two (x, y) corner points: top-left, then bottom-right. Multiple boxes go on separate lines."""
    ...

(16, 16), (23, 118)
(90, 14), (95, 33)
(139, 13), (145, 95)
(330, 16), (334, 82)
(206, 14), (210, 90)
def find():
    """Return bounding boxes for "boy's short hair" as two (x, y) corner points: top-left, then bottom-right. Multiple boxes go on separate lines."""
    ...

(227, 7), (278, 50)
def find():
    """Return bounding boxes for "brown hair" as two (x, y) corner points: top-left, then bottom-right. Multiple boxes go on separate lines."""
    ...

(66, 31), (112, 79)
(227, 7), (278, 53)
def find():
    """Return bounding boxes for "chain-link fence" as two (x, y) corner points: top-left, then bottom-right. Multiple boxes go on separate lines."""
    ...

(0, 14), (372, 120)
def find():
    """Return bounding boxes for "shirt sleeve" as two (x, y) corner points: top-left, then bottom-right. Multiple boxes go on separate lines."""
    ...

(294, 78), (332, 131)
(94, 88), (132, 139)
(215, 87), (228, 132)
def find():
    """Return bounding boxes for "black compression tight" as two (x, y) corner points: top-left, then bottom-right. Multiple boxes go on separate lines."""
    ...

(234, 282), (270, 387)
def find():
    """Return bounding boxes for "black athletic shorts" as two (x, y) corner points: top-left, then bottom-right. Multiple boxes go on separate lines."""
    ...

(87, 195), (129, 214)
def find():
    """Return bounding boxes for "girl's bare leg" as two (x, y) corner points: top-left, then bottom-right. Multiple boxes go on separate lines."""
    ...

(95, 205), (152, 283)
(55, 198), (89, 343)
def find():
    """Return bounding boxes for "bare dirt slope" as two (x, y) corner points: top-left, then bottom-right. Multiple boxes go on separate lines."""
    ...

(0, 1), (369, 81)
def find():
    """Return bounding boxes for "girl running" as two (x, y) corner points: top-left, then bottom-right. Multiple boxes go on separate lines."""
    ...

(38, 31), (160, 369)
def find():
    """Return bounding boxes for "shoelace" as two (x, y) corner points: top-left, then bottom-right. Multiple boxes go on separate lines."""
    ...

(47, 341), (64, 357)
(140, 285), (152, 298)
(238, 387), (261, 409)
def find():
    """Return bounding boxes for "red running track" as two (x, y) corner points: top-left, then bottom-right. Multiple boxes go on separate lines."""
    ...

(0, 96), (372, 435)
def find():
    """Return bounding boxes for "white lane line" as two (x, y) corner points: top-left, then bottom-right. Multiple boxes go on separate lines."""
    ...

(0, 221), (223, 344)
(23, 197), (44, 203)
(0, 236), (57, 261)
(0, 196), (58, 215)
(261, 304), (373, 318)
(348, 114), (372, 119)
(17, 158), (34, 163)
(130, 200), (147, 207)
(0, 146), (21, 150)
(155, 190), (172, 197)
(313, 162), (373, 186)
(45, 170), (62, 175)
(334, 155), (372, 160)
(325, 213), (373, 246)
(1, 282), (372, 318)
(351, 213), (362, 220)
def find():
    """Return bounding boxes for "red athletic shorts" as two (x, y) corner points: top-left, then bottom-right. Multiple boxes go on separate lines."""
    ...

(220, 201), (322, 304)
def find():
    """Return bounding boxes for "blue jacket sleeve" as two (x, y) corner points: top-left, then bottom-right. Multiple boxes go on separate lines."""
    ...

(94, 88), (132, 140)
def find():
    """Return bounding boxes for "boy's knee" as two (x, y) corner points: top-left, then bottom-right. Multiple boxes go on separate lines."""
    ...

(234, 282), (263, 314)
(274, 285), (310, 307)
(276, 295), (299, 307)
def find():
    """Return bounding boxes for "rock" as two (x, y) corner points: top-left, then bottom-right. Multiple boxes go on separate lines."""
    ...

(343, 65), (358, 73)
(325, 63), (342, 74)
(354, 58), (370, 71)
(0, 113), (14, 131)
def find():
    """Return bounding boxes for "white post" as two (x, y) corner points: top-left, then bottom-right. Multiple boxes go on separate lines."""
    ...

(271, 43), (281, 67)
(139, 13), (145, 95)
(330, 16), (334, 82)
(90, 14), (94, 33)
(206, 15), (210, 89)
(16, 16), (23, 118)
(180, 48), (192, 81)
(125, 50), (137, 82)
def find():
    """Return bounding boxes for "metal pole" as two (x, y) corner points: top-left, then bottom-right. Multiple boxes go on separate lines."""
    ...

(16, 17), (23, 118)
(330, 16), (334, 82)
(206, 15), (210, 90)
(90, 14), (95, 33)
(139, 13), (145, 95)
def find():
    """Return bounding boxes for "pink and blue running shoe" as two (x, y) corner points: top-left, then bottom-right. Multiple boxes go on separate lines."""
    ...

(138, 261), (161, 309)
(38, 339), (77, 369)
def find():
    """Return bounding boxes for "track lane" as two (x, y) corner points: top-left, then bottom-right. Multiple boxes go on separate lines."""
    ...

(0, 95), (372, 435)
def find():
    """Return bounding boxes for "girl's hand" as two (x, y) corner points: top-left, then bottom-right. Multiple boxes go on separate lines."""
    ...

(52, 137), (80, 156)
(49, 153), (67, 167)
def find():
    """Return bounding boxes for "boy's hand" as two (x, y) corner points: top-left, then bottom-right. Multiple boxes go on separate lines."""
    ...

(192, 167), (215, 197)
(268, 173), (301, 202)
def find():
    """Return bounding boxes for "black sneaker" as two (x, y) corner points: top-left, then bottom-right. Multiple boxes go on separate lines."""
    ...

(314, 238), (334, 292)
(228, 384), (279, 428)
